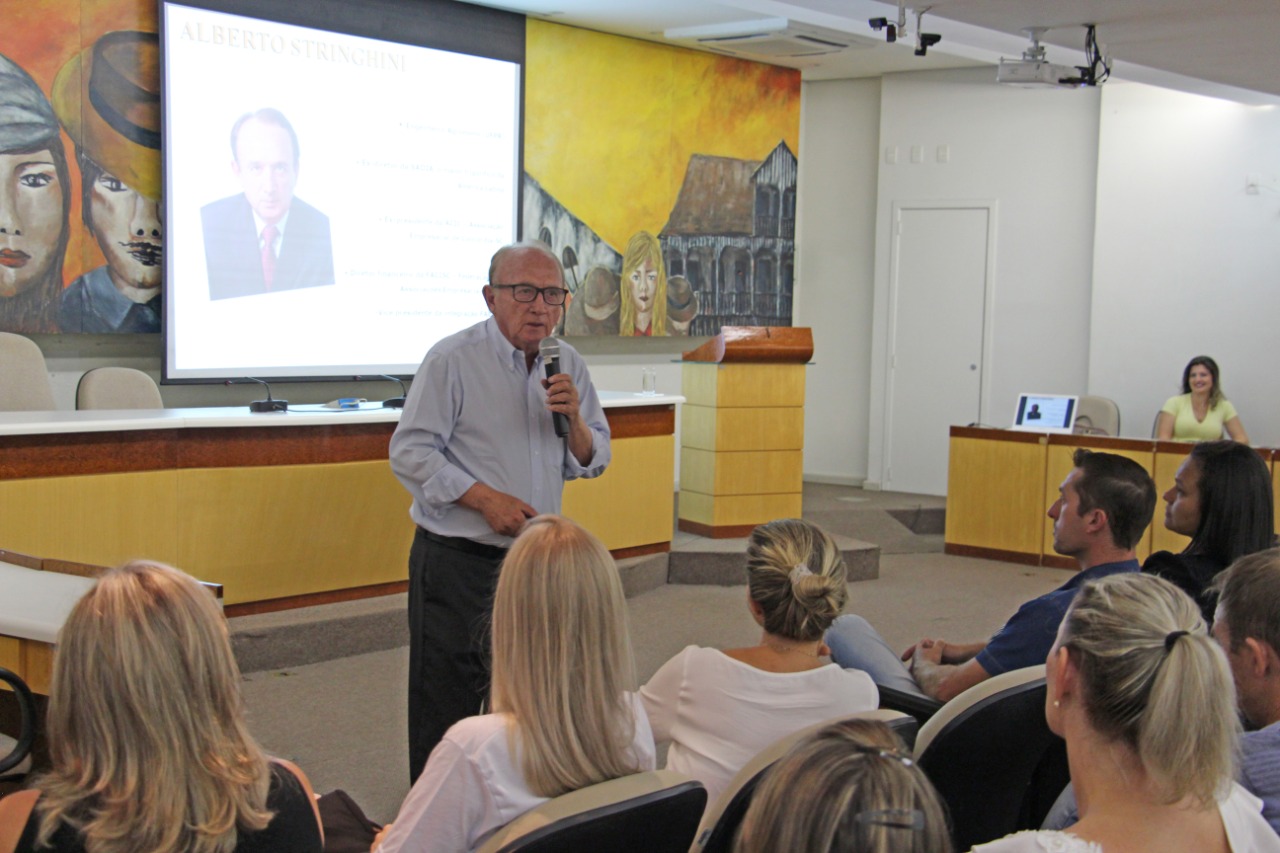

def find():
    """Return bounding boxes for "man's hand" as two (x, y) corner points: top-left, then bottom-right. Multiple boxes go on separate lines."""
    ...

(543, 372), (595, 466)
(542, 372), (581, 423)
(459, 482), (536, 537)
(901, 638), (985, 665)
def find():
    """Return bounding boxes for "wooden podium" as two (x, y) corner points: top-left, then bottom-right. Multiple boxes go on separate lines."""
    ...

(678, 327), (813, 538)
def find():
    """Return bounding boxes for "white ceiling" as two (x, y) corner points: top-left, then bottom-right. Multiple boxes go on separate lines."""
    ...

(459, 0), (1280, 104)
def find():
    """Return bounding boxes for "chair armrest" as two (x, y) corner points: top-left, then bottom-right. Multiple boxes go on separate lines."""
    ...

(877, 685), (943, 729)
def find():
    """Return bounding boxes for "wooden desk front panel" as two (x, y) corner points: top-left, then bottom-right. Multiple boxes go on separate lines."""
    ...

(0, 406), (678, 606)
(944, 430), (1047, 562)
(0, 634), (54, 695)
(562, 434), (674, 553)
(1272, 450), (1280, 535)
(0, 470), (182, 568)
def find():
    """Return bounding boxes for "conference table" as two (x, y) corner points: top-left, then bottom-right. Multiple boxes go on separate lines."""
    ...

(0, 391), (682, 614)
(944, 426), (1280, 569)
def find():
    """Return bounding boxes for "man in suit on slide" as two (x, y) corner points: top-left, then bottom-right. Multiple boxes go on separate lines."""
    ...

(201, 107), (334, 300)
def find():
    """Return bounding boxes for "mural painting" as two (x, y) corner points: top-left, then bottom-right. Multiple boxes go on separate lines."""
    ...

(0, 0), (162, 335)
(523, 20), (801, 338)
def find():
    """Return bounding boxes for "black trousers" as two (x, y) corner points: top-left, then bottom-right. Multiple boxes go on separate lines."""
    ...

(407, 528), (505, 783)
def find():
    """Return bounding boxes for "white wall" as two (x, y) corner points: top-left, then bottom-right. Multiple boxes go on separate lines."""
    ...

(1089, 81), (1280, 445)
(794, 77), (881, 486)
(863, 67), (1101, 489)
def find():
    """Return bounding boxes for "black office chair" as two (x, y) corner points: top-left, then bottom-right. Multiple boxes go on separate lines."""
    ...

(912, 665), (1068, 851)
(475, 770), (706, 853)
(0, 666), (37, 782)
(695, 709), (918, 853)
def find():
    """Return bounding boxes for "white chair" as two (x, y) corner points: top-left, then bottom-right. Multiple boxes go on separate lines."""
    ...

(0, 332), (56, 411)
(476, 769), (706, 853)
(1073, 394), (1120, 436)
(76, 366), (163, 409)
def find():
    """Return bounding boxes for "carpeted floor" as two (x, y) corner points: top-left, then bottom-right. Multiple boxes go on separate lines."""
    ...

(236, 486), (1069, 824)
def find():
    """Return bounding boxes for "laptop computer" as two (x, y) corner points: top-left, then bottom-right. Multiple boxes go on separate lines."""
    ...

(1010, 393), (1078, 433)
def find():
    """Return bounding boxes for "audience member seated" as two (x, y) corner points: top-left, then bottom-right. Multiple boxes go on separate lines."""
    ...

(972, 573), (1277, 853)
(1156, 355), (1249, 443)
(0, 561), (324, 853)
(639, 518), (878, 806)
(1213, 549), (1280, 836)
(1144, 440), (1275, 623)
(827, 450), (1155, 702)
(733, 718), (952, 853)
(373, 515), (655, 852)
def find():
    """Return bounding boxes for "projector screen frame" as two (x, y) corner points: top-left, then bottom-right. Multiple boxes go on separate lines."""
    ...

(158, 0), (526, 385)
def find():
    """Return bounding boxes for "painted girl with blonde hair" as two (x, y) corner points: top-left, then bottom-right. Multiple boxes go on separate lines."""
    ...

(641, 518), (879, 807)
(0, 561), (323, 853)
(619, 230), (668, 336)
(973, 573), (1277, 853)
(374, 515), (655, 852)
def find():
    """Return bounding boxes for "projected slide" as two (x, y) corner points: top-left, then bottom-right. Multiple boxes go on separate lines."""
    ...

(162, 3), (520, 380)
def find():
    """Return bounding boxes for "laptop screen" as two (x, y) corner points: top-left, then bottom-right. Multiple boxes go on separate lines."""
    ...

(1011, 394), (1078, 433)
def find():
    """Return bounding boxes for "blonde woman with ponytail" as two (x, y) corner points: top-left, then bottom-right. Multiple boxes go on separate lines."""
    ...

(0, 561), (323, 853)
(640, 518), (878, 807)
(972, 573), (1279, 853)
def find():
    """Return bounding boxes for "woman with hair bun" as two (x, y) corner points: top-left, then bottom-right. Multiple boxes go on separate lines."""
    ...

(734, 719), (952, 853)
(640, 518), (878, 806)
(972, 573), (1279, 853)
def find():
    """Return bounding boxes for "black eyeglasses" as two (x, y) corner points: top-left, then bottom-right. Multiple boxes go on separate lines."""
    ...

(490, 284), (569, 305)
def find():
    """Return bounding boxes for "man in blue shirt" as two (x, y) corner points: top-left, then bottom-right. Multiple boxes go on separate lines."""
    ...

(827, 449), (1156, 702)
(390, 241), (611, 781)
(1211, 550), (1280, 835)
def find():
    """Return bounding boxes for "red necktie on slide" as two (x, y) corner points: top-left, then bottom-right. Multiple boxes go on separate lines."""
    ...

(261, 224), (278, 290)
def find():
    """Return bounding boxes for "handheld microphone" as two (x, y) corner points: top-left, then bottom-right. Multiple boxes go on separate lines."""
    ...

(225, 378), (288, 413)
(539, 337), (569, 439)
(354, 375), (407, 408)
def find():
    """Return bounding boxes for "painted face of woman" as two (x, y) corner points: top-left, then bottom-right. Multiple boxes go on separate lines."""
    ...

(0, 149), (65, 298)
(628, 259), (657, 315)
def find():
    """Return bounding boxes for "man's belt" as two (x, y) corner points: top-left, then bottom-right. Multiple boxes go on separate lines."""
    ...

(418, 527), (509, 560)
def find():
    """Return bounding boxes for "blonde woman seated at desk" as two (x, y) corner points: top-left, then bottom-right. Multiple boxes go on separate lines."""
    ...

(373, 515), (654, 853)
(1156, 355), (1249, 443)
(640, 519), (878, 807)
(970, 573), (1279, 853)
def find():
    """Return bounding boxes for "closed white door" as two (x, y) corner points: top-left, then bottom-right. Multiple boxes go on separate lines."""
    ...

(883, 204), (992, 495)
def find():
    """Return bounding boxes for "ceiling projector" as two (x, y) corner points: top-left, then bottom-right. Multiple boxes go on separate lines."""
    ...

(996, 58), (1085, 87)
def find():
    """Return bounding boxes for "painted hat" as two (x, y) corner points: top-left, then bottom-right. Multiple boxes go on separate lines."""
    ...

(667, 274), (699, 324)
(52, 30), (161, 200)
(0, 53), (60, 153)
(581, 265), (621, 321)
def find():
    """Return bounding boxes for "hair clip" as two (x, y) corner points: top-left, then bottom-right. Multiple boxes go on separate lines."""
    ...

(853, 808), (925, 831)
(851, 745), (914, 767)
(1164, 629), (1189, 652)
(789, 564), (813, 584)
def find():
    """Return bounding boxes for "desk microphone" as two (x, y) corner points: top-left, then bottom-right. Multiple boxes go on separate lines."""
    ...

(225, 378), (288, 413)
(539, 337), (569, 438)
(354, 375), (407, 409)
